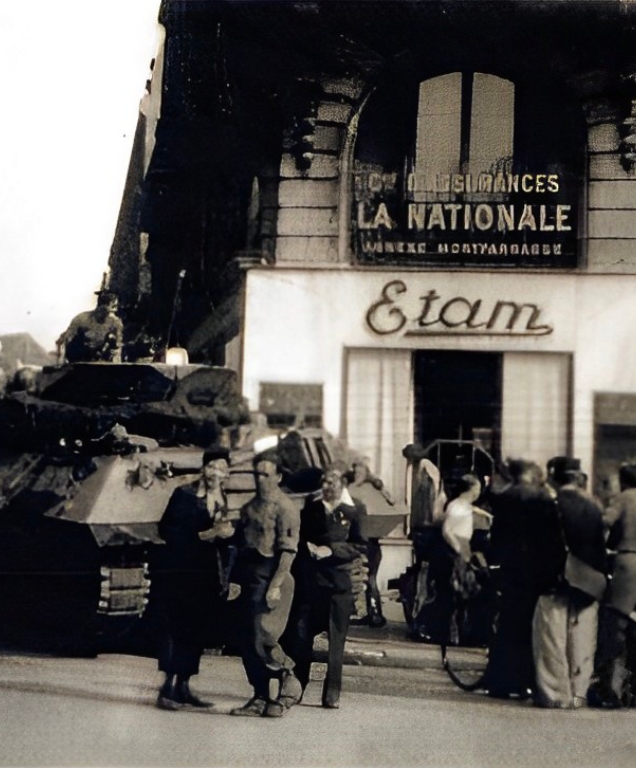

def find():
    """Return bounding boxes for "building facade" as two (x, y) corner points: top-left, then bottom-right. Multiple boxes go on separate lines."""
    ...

(111, 1), (636, 583)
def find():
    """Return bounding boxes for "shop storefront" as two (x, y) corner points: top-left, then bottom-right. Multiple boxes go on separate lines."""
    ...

(230, 15), (636, 587)
(242, 268), (636, 497)
(234, 57), (636, 506)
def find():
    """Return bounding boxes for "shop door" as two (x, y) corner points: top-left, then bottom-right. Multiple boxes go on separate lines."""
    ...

(413, 350), (502, 462)
(413, 350), (571, 475)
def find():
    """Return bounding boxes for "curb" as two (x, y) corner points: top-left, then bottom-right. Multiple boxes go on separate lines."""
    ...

(343, 645), (441, 670)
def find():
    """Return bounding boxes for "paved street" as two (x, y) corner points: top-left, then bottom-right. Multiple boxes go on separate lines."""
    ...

(1, 640), (635, 768)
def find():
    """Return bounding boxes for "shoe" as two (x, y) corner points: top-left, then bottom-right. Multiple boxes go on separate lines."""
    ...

(280, 673), (303, 709)
(156, 694), (183, 711)
(321, 688), (340, 709)
(179, 693), (214, 710)
(487, 687), (532, 701)
(263, 699), (285, 718)
(229, 696), (267, 717)
(176, 680), (213, 709)
(322, 680), (340, 709)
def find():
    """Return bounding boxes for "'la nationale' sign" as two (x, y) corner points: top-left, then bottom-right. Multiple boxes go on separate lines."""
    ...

(353, 170), (578, 268)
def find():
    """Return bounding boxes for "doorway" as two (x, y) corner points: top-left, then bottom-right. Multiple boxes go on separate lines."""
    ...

(413, 350), (503, 461)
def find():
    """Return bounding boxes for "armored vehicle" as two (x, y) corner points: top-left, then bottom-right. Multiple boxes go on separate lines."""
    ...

(0, 362), (252, 656)
(0, 362), (376, 656)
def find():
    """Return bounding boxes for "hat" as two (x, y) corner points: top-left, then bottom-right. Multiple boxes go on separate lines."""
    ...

(202, 445), (230, 466)
(95, 290), (118, 306)
(548, 456), (581, 483)
(547, 456), (581, 474)
(548, 456), (583, 487)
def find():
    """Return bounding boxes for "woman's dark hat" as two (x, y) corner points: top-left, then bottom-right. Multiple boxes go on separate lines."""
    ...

(202, 445), (230, 465)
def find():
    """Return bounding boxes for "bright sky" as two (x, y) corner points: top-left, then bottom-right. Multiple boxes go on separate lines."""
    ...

(0, 1), (161, 352)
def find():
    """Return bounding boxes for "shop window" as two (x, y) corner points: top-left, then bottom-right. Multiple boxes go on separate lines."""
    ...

(344, 349), (413, 503)
(500, 352), (571, 468)
(258, 382), (323, 430)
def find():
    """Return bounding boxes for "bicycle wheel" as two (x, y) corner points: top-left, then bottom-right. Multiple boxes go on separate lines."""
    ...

(442, 641), (489, 691)
(441, 603), (490, 691)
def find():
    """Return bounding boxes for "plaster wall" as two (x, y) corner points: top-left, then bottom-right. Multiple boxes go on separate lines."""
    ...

(243, 267), (636, 479)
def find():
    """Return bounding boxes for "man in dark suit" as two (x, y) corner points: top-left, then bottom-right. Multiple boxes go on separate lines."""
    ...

(282, 469), (368, 709)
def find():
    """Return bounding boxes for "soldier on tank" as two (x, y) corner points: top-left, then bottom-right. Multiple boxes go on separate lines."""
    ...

(56, 290), (123, 364)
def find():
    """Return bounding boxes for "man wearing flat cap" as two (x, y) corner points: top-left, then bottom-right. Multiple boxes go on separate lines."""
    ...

(154, 445), (232, 710)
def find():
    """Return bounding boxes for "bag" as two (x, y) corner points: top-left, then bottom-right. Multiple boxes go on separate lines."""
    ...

(564, 552), (607, 601)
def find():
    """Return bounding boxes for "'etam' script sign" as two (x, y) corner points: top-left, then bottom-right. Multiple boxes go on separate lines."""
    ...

(365, 280), (553, 337)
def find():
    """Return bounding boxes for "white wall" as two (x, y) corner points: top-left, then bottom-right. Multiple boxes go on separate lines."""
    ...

(242, 267), (636, 478)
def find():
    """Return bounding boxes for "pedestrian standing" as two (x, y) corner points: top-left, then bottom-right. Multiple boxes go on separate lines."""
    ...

(589, 463), (636, 707)
(155, 446), (232, 710)
(485, 459), (561, 698)
(229, 449), (302, 718)
(532, 459), (607, 708)
(282, 469), (368, 709)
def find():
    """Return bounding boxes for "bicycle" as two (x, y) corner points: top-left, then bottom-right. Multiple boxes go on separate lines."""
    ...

(440, 560), (500, 692)
(395, 537), (499, 691)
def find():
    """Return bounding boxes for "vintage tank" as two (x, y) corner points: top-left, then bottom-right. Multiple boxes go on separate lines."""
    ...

(0, 363), (373, 656)
(0, 362), (253, 656)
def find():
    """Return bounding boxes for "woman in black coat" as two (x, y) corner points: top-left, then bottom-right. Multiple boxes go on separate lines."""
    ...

(154, 446), (232, 710)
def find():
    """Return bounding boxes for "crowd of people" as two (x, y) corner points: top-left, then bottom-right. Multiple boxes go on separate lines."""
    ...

(152, 436), (636, 717)
(409, 450), (636, 710)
